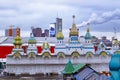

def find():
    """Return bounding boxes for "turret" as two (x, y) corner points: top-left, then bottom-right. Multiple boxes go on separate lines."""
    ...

(13, 32), (22, 49)
(69, 15), (79, 37)
(69, 15), (80, 43)
(112, 37), (119, 50)
(27, 33), (37, 58)
(85, 23), (92, 44)
(42, 38), (50, 50)
(12, 31), (24, 57)
(56, 31), (64, 44)
(98, 41), (106, 51)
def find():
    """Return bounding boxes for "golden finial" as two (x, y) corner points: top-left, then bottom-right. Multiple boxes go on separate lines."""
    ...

(87, 23), (90, 32)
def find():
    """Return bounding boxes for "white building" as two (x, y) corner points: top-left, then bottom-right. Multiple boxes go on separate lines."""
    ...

(6, 16), (119, 75)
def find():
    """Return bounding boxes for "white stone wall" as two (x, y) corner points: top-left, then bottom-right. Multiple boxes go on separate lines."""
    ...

(6, 54), (111, 75)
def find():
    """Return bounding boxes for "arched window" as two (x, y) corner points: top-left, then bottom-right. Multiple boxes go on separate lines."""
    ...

(42, 52), (51, 59)
(57, 52), (65, 59)
(71, 51), (80, 59)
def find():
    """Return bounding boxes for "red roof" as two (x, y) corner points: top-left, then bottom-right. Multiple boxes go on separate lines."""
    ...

(0, 46), (14, 58)
(0, 45), (55, 58)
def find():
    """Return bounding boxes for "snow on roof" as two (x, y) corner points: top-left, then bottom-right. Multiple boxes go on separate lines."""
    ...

(0, 43), (13, 46)
(0, 37), (8, 43)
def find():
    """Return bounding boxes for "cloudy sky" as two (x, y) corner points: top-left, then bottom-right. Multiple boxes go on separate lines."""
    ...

(0, 0), (120, 38)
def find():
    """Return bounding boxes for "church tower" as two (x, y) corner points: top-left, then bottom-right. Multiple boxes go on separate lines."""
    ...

(27, 33), (37, 58)
(112, 29), (119, 50)
(12, 30), (24, 59)
(67, 15), (82, 55)
(85, 23), (92, 44)
(69, 15), (80, 44)
(112, 38), (119, 50)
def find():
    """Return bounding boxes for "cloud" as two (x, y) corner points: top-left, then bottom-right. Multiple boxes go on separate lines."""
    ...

(77, 9), (120, 27)
(0, 0), (120, 36)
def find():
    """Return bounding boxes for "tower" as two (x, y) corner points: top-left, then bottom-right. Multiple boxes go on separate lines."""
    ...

(13, 34), (22, 49)
(83, 24), (94, 53)
(112, 27), (119, 50)
(67, 15), (82, 55)
(27, 33), (37, 55)
(12, 32), (24, 58)
(85, 23), (92, 44)
(112, 38), (119, 50)
(56, 31), (64, 44)
(69, 15), (79, 43)
(55, 28), (66, 55)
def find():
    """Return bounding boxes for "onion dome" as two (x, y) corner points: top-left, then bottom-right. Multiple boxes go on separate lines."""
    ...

(42, 41), (50, 49)
(57, 31), (64, 39)
(112, 38), (119, 45)
(70, 15), (78, 36)
(28, 33), (36, 44)
(109, 53), (120, 80)
(13, 36), (22, 45)
(85, 27), (92, 40)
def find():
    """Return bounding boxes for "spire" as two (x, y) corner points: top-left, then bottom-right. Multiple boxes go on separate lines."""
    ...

(62, 60), (74, 74)
(85, 23), (92, 40)
(69, 15), (78, 36)
(72, 15), (75, 24)
(87, 23), (90, 32)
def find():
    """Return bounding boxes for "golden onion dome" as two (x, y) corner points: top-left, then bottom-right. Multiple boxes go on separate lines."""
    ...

(13, 36), (22, 45)
(70, 24), (78, 36)
(57, 32), (64, 39)
(112, 39), (119, 45)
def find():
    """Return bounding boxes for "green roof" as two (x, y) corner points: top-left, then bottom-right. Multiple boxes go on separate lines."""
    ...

(85, 32), (92, 40)
(28, 37), (36, 44)
(62, 60), (74, 74)
(62, 60), (86, 74)
(73, 63), (85, 73)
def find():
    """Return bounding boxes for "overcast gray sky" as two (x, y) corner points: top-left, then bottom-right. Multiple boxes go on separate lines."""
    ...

(0, 0), (120, 37)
